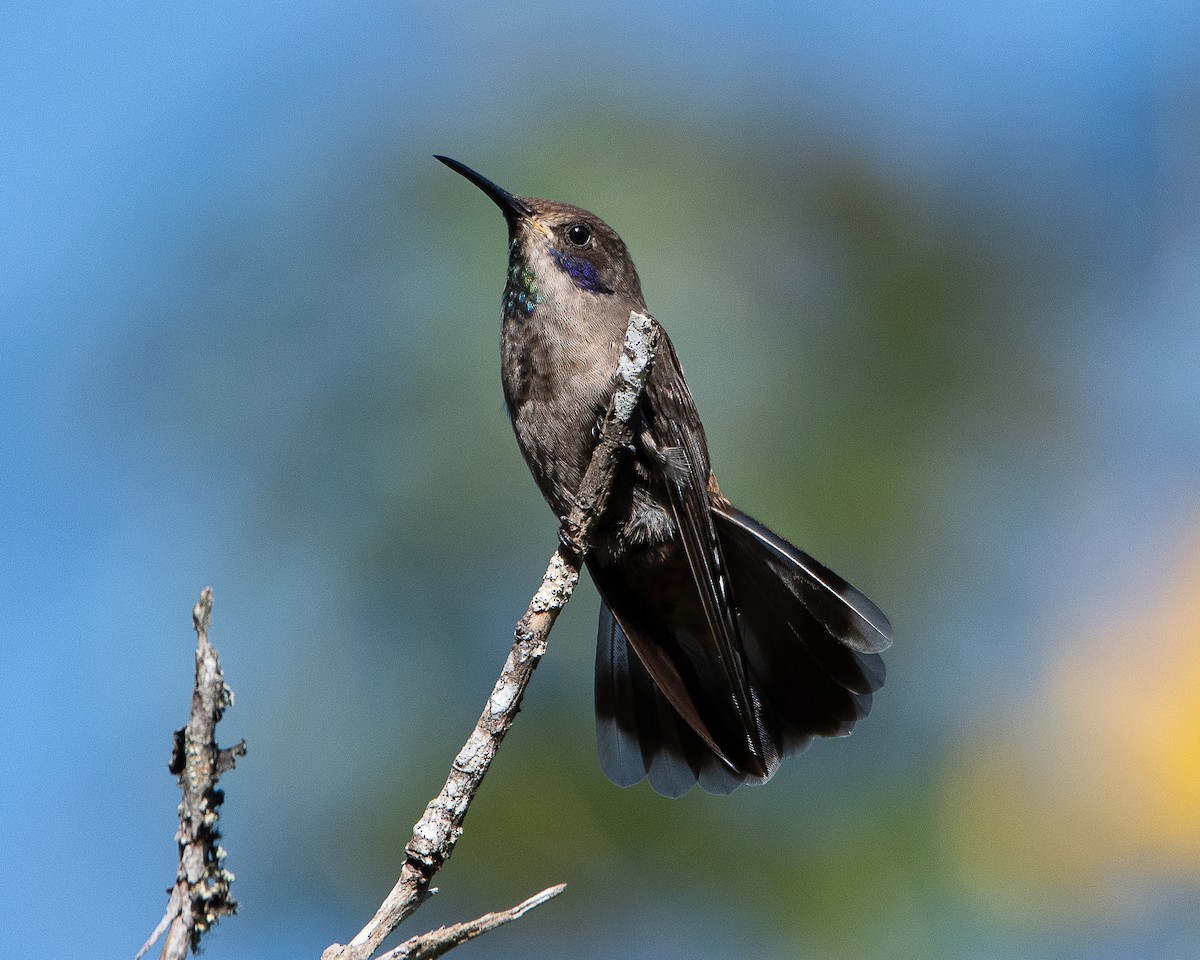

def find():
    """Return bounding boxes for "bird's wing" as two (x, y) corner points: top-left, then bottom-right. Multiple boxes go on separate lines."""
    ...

(634, 334), (769, 773)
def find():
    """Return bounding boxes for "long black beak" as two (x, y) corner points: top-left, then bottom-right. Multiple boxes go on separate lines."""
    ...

(435, 156), (535, 218)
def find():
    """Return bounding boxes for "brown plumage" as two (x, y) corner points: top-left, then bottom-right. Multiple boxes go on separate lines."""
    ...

(438, 156), (892, 797)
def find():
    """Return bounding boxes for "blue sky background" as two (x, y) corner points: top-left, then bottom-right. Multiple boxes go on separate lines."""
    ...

(3, 3), (1200, 959)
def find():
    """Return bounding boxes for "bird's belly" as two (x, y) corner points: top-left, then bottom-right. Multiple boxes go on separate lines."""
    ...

(510, 397), (596, 518)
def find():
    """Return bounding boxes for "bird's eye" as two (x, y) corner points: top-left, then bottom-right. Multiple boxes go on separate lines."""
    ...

(565, 223), (592, 247)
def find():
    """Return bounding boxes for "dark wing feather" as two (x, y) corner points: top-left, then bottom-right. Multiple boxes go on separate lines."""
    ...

(639, 339), (772, 776)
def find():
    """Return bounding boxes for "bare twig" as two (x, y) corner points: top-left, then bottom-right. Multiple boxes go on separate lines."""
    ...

(378, 884), (567, 960)
(136, 588), (246, 960)
(322, 311), (661, 960)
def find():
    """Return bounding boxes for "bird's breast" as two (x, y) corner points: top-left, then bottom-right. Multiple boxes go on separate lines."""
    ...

(501, 314), (619, 517)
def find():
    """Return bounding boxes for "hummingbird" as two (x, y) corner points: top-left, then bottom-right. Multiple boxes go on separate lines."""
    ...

(436, 155), (892, 798)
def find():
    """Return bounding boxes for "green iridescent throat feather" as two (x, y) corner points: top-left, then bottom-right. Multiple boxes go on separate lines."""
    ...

(504, 259), (542, 315)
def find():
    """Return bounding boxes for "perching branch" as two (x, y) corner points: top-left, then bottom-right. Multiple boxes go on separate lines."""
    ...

(136, 588), (246, 960)
(322, 311), (661, 960)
